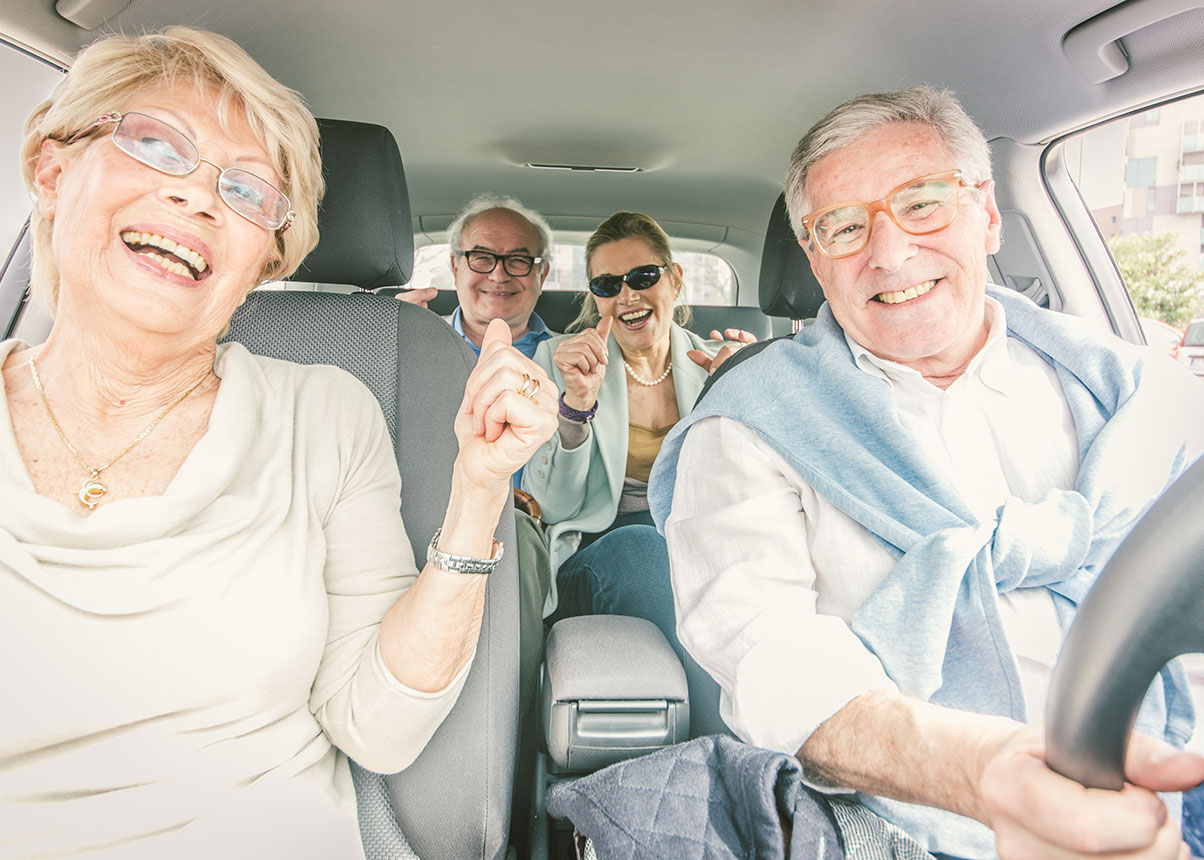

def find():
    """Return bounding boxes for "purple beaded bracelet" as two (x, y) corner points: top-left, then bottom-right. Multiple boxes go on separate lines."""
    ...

(558, 392), (598, 423)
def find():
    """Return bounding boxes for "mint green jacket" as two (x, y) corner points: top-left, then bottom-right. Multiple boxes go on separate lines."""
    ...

(523, 323), (718, 616)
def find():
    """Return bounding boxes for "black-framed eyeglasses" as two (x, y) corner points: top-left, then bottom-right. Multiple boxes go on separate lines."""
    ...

(458, 249), (543, 277)
(64, 111), (295, 234)
(587, 264), (668, 298)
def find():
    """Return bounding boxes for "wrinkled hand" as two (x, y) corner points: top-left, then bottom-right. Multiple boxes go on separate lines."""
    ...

(394, 287), (438, 308)
(553, 316), (612, 410)
(455, 319), (557, 488)
(977, 724), (1204, 859)
(687, 327), (758, 376)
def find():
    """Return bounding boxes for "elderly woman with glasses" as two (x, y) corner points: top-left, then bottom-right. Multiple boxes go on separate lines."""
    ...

(522, 212), (754, 671)
(0, 28), (555, 858)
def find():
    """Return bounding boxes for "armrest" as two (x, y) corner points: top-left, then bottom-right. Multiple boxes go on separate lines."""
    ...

(541, 616), (689, 773)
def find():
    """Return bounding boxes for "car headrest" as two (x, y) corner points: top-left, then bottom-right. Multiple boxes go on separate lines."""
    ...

(290, 119), (413, 289)
(757, 192), (826, 320)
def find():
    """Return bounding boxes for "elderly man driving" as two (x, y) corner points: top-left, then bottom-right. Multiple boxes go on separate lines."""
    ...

(650, 87), (1204, 858)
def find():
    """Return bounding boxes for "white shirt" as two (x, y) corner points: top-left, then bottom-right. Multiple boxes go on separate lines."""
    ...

(665, 298), (1079, 755)
(0, 341), (468, 859)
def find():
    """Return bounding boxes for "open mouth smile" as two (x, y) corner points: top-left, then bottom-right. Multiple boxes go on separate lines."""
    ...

(618, 308), (653, 328)
(874, 279), (936, 305)
(121, 231), (210, 281)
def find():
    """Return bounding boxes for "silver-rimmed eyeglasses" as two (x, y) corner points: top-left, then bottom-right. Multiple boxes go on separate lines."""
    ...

(64, 111), (295, 235)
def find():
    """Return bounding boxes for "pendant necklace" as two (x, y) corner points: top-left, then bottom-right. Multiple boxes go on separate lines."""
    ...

(623, 356), (672, 387)
(28, 357), (206, 510)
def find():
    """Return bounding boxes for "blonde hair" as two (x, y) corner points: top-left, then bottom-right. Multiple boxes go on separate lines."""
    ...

(21, 26), (324, 311)
(569, 211), (692, 332)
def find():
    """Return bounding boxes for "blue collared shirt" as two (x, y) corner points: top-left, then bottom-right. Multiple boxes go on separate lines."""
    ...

(450, 306), (554, 486)
(450, 306), (552, 359)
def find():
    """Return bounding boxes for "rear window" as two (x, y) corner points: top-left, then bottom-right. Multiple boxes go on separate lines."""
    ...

(1185, 321), (1204, 346)
(409, 243), (736, 305)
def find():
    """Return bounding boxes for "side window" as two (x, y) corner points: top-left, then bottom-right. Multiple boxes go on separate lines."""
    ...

(1, 42), (64, 342)
(1061, 92), (1204, 359)
(0, 43), (62, 243)
(409, 243), (737, 305)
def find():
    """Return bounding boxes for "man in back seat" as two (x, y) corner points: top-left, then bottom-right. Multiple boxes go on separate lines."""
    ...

(400, 194), (558, 714)
(397, 194), (557, 360)
(650, 86), (1204, 857)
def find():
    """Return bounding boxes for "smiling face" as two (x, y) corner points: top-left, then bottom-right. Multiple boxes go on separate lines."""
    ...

(589, 237), (681, 358)
(451, 208), (548, 345)
(800, 121), (1001, 377)
(33, 83), (279, 347)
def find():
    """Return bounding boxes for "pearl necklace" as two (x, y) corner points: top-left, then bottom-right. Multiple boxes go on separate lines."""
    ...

(623, 357), (672, 387)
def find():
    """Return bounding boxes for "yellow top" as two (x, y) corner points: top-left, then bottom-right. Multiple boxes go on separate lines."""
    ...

(626, 421), (675, 483)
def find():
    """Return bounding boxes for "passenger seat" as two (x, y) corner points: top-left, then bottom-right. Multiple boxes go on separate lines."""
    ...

(223, 119), (518, 860)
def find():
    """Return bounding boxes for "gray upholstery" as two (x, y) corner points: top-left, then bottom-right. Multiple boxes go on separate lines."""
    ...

(291, 119), (414, 288)
(414, 288), (771, 340)
(225, 117), (517, 860)
(690, 305), (771, 341)
(544, 617), (687, 702)
(757, 192), (826, 320)
(422, 289), (581, 333)
(223, 290), (518, 860)
(692, 192), (830, 406)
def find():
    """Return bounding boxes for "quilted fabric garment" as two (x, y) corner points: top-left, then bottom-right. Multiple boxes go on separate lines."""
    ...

(546, 735), (843, 860)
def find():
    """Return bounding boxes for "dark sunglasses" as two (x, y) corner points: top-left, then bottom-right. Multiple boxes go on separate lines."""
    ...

(587, 264), (668, 298)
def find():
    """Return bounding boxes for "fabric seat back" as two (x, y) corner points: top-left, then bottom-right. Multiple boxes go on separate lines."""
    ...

(225, 119), (517, 860)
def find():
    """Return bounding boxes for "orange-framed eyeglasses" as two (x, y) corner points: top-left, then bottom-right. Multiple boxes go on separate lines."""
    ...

(800, 170), (968, 258)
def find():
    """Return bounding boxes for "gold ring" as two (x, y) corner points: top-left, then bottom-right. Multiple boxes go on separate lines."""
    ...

(517, 373), (537, 399)
(525, 377), (542, 400)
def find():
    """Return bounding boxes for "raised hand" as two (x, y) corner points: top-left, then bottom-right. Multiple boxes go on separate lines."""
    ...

(455, 318), (557, 488)
(394, 286), (438, 308)
(688, 327), (758, 376)
(553, 315), (612, 410)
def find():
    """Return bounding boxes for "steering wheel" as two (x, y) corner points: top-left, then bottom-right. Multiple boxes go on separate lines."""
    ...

(1045, 455), (1204, 789)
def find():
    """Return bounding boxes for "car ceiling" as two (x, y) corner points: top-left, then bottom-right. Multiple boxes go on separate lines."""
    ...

(4, 0), (1204, 250)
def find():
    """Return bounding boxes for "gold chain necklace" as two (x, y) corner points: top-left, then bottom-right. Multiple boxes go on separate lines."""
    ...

(27, 357), (207, 510)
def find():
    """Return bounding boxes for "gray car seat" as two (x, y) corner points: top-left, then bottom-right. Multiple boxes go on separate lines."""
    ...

(693, 192), (828, 406)
(412, 288), (773, 341)
(223, 119), (518, 860)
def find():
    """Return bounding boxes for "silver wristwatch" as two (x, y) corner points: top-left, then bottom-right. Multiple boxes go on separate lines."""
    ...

(426, 527), (504, 575)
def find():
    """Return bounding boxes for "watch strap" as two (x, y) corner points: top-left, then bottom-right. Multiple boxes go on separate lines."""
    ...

(426, 527), (504, 575)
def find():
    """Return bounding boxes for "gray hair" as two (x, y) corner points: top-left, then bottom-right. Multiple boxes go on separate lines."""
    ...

(447, 193), (553, 272)
(784, 86), (992, 240)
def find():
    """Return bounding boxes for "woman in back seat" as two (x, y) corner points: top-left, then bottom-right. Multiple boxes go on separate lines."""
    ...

(524, 212), (753, 656)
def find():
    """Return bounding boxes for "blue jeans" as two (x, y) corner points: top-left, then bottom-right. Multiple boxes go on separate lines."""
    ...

(550, 511), (729, 737)
(550, 511), (681, 655)
(1183, 783), (1204, 856)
